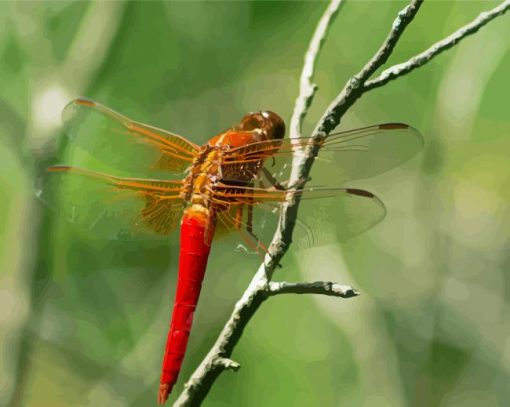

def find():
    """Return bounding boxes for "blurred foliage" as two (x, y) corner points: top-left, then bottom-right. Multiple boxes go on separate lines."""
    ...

(1, 1), (509, 406)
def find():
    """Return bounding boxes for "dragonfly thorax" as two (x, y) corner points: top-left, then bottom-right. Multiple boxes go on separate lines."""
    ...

(183, 146), (225, 212)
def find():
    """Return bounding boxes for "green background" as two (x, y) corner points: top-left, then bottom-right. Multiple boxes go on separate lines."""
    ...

(1, 1), (509, 406)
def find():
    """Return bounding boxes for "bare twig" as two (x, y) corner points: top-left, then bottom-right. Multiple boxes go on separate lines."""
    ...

(173, 1), (509, 405)
(213, 358), (240, 372)
(173, 273), (359, 407)
(173, 270), (271, 406)
(289, 0), (344, 140)
(268, 281), (359, 298)
(364, 0), (510, 91)
(313, 0), (424, 138)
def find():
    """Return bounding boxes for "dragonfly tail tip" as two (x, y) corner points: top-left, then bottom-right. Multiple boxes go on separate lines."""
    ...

(158, 382), (172, 404)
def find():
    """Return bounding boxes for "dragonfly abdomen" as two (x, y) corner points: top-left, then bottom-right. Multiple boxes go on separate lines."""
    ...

(158, 209), (213, 404)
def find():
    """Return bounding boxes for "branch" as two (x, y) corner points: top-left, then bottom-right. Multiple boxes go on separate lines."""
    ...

(213, 358), (240, 372)
(173, 275), (358, 407)
(313, 0), (424, 137)
(267, 281), (359, 298)
(289, 0), (344, 139)
(364, 0), (510, 91)
(173, 270), (270, 407)
(173, 1), (509, 405)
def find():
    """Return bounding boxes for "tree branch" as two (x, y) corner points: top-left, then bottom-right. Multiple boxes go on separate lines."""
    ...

(173, 274), (358, 407)
(267, 281), (360, 298)
(173, 1), (509, 405)
(313, 0), (423, 138)
(364, 0), (510, 91)
(173, 269), (269, 406)
(213, 358), (240, 372)
(289, 0), (344, 139)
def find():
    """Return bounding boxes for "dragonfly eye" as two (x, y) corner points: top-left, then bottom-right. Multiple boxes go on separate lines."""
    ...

(261, 111), (285, 140)
(239, 111), (285, 140)
(239, 116), (263, 131)
(239, 111), (269, 132)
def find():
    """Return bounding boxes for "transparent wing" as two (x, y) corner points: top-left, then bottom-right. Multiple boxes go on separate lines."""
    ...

(221, 123), (423, 184)
(210, 184), (386, 251)
(38, 166), (185, 240)
(58, 98), (199, 178)
(293, 188), (387, 248)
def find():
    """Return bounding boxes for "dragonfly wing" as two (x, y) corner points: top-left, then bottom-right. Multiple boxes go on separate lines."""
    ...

(318, 123), (424, 183)
(294, 188), (386, 247)
(211, 184), (386, 250)
(220, 138), (283, 182)
(221, 123), (423, 185)
(38, 166), (185, 239)
(58, 98), (199, 178)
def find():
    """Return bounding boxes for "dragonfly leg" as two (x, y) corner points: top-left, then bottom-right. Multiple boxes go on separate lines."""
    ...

(246, 202), (255, 235)
(240, 200), (259, 243)
(216, 209), (264, 257)
(245, 201), (270, 254)
(234, 205), (244, 229)
(287, 176), (311, 190)
(246, 197), (282, 268)
(262, 167), (285, 191)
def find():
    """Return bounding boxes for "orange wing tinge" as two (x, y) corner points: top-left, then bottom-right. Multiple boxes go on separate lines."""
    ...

(61, 98), (199, 177)
(221, 123), (423, 184)
(43, 166), (185, 238)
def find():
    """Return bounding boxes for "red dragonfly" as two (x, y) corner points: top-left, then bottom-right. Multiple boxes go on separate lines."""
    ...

(41, 98), (423, 404)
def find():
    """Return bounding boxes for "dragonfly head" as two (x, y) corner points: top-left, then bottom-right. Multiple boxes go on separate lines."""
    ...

(238, 111), (285, 140)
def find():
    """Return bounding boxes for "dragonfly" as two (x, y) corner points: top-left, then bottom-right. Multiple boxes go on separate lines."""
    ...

(40, 98), (423, 404)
